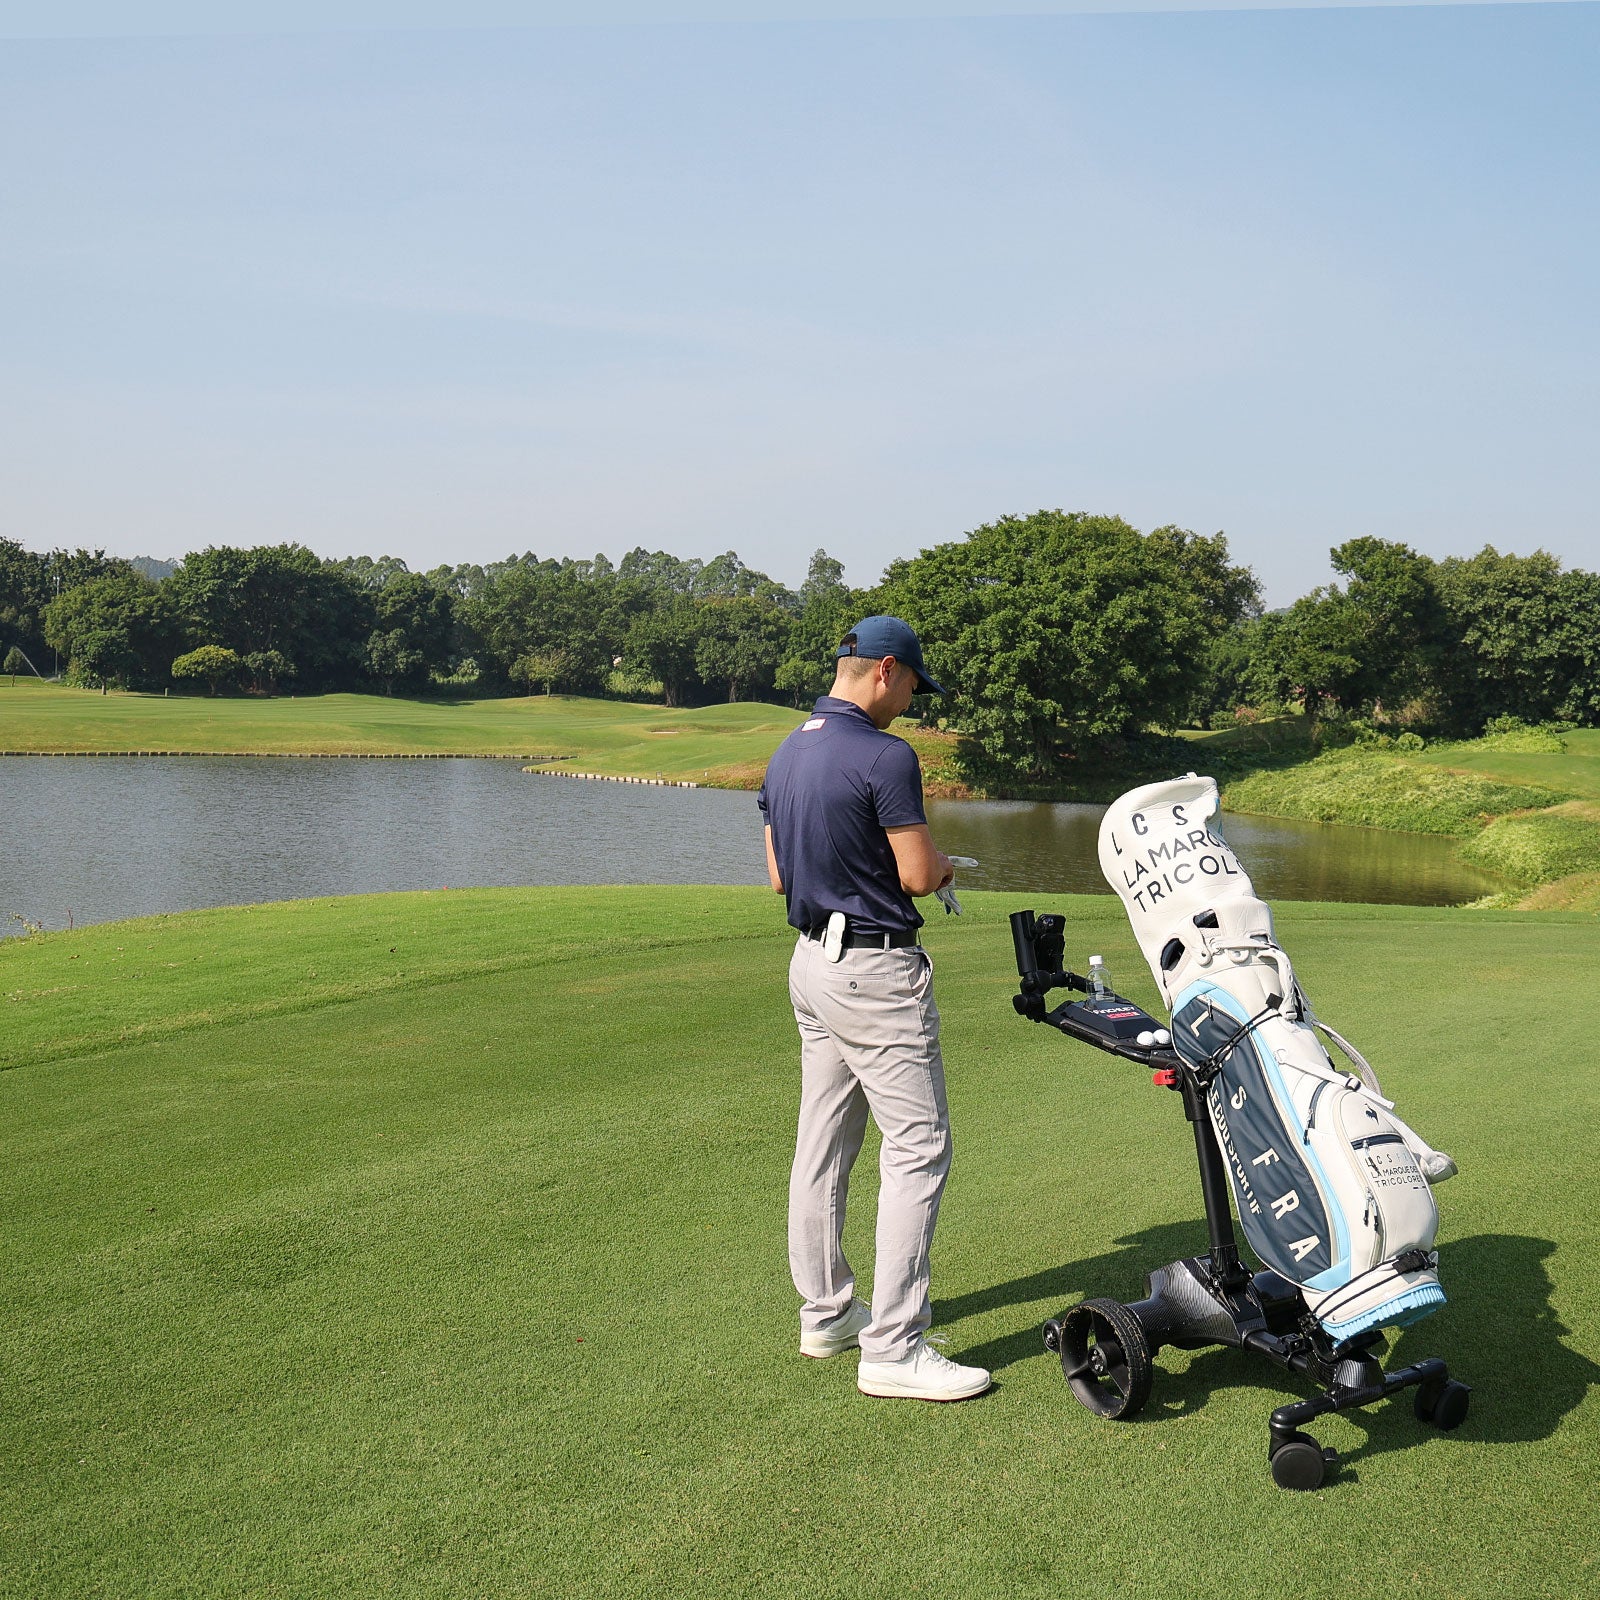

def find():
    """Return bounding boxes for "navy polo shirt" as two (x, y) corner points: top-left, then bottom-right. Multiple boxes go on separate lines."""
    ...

(756, 695), (927, 935)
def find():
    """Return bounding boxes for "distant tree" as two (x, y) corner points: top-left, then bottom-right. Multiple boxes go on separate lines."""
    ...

(166, 544), (369, 692)
(243, 649), (295, 696)
(1434, 547), (1582, 731)
(172, 644), (242, 695)
(1327, 537), (1450, 716)
(615, 546), (797, 609)
(2, 539), (135, 672)
(462, 566), (613, 693)
(331, 553), (414, 592)
(368, 572), (456, 689)
(693, 597), (791, 702)
(1555, 568), (1600, 726)
(4, 645), (25, 683)
(426, 561), (493, 602)
(623, 599), (705, 707)
(1184, 614), (1279, 727)
(45, 548), (133, 590)
(364, 631), (423, 696)
(1251, 594), (1368, 736)
(511, 648), (574, 697)
(617, 547), (701, 596)
(798, 548), (849, 610)
(70, 631), (126, 693)
(43, 571), (176, 691)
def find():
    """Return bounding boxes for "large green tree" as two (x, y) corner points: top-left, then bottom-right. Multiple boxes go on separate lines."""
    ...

(1, 540), (134, 673)
(1555, 568), (1600, 725)
(42, 571), (177, 690)
(1245, 539), (1457, 733)
(166, 544), (369, 692)
(1329, 537), (1450, 714)
(1250, 590), (1366, 734)
(693, 598), (791, 703)
(461, 565), (614, 693)
(880, 512), (1257, 780)
(623, 598), (705, 708)
(172, 645), (242, 695)
(367, 571), (457, 692)
(1434, 547), (1585, 730)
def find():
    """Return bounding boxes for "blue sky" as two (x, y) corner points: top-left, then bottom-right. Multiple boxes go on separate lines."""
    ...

(2, 3), (1595, 605)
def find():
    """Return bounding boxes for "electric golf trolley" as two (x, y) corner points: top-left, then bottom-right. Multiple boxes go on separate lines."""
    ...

(1006, 776), (1471, 1492)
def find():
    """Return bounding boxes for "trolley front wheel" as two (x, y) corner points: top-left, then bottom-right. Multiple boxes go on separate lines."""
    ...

(1415, 1377), (1471, 1431)
(1269, 1432), (1334, 1491)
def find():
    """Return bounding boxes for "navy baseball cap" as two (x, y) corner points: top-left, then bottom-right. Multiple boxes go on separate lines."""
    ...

(836, 615), (945, 696)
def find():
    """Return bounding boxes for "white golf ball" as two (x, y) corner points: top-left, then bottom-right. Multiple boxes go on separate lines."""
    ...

(1154, 1028), (1172, 1046)
(1135, 1030), (1156, 1049)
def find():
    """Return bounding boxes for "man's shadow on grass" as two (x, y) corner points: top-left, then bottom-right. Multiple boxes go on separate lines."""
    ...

(941, 1226), (1599, 1460)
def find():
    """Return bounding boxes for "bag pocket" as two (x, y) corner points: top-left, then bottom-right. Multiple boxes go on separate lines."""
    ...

(1330, 1090), (1437, 1269)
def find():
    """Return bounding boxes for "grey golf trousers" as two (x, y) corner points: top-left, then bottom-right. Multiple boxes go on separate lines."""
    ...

(787, 932), (951, 1361)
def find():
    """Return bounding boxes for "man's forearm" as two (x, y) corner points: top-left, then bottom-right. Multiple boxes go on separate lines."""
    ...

(764, 825), (784, 893)
(886, 824), (952, 896)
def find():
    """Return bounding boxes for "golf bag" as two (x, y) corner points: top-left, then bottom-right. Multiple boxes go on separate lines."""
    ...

(1097, 775), (1457, 1342)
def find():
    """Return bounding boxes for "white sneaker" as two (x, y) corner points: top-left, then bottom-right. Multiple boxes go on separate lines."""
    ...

(800, 1297), (872, 1358)
(857, 1336), (992, 1401)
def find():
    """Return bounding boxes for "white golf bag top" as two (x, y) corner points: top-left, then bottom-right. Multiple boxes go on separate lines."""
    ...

(1097, 775), (1457, 1343)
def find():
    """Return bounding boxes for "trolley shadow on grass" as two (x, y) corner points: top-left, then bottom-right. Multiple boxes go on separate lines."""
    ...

(941, 1228), (1597, 1476)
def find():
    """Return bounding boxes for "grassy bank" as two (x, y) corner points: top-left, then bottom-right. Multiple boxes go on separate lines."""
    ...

(1220, 730), (1600, 911)
(1220, 746), (1564, 837)
(0, 679), (967, 790)
(4, 888), (1599, 1598)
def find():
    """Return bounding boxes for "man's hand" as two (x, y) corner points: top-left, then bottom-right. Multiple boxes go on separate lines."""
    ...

(886, 824), (953, 897)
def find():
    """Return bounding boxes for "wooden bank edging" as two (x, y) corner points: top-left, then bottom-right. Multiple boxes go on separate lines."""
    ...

(523, 767), (699, 789)
(0, 750), (563, 760)
(0, 749), (704, 787)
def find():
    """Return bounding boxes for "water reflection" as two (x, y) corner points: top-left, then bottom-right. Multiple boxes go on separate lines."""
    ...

(0, 758), (1502, 937)
(923, 797), (1501, 907)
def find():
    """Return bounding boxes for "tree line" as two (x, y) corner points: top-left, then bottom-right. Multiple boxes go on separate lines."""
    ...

(1202, 537), (1600, 741)
(3, 517), (1596, 784)
(0, 538), (859, 708)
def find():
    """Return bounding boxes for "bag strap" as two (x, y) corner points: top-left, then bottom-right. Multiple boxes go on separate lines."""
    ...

(1309, 1017), (1385, 1099)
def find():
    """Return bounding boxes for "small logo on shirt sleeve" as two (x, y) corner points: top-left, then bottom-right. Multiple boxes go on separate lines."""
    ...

(802, 717), (826, 731)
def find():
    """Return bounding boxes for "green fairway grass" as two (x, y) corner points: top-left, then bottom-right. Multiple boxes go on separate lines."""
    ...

(4, 888), (1597, 1598)
(1220, 747), (1567, 837)
(0, 680), (968, 790)
(1415, 728), (1600, 802)
(1219, 730), (1600, 907)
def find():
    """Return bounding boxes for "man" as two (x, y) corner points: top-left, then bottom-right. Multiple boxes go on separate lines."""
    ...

(757, 615), (991, 1402)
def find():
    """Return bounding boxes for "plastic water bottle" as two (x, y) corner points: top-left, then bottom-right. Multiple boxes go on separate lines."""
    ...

(1087, 955), (1110, 1001)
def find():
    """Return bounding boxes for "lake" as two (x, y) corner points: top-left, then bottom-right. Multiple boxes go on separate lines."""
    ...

(0, 756), (1504, 937)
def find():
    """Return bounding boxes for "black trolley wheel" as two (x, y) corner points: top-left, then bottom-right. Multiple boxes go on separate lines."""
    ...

(1415, 1377), (1471, 1431)
(1041, 1318), (1063, 1355)
(1057, 1298), (1153, 1420)
(1269, 1432), (1333, 1492)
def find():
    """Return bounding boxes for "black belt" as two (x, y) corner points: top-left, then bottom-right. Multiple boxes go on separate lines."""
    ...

(805, 925), (920, 951)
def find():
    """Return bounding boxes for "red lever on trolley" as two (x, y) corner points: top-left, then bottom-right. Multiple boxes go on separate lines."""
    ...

(1152, 1067), (1180, 1089)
